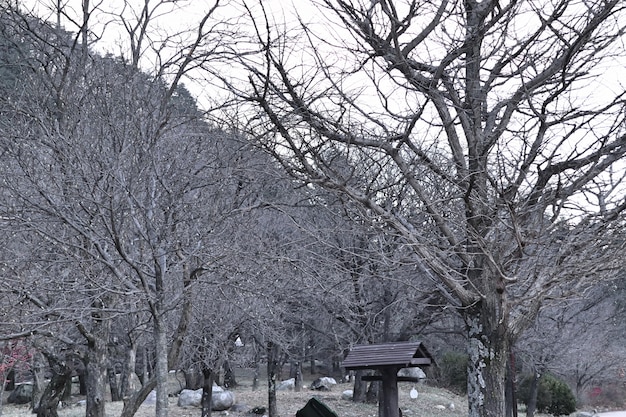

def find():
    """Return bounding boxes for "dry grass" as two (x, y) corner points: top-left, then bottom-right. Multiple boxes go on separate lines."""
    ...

(1, 373), (465, 417)
(1, 371), (575, 417)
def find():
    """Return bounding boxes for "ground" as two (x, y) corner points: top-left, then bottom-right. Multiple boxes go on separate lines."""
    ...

(0, 370), (603, 417)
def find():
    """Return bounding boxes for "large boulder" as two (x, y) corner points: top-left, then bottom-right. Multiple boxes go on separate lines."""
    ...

(310, 377), (337, 391)
(7, 383), (32, 404)
(212, 391), (235, 411)
(178, 389), (202, 407)
(277, 378), (295, 391)
(176, 387), (235, 411)
(398, 367), (426, 380)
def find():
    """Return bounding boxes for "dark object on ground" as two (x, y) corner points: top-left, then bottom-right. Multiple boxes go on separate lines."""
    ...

(296, 398), (338, 417)
(250, 406), (266, 414)
(7, 383), (33, 404)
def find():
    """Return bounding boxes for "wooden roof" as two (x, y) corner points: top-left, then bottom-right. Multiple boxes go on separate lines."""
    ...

(342, 341), (433, 370)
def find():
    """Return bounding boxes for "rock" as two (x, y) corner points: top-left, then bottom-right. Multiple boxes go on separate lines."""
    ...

(341, 390), (353, 400)
(409, 388), (418, 399)
(277, 378), (295, 391)
(178, 389), (202, 407)
(176, 387), (235, 411)
(7, 383), (33, 405)
(310, 377), (337, 391)
(143, 390), (157, 405)
(398, 367), (426, 380)
(212, 390), (235, 411)
(230, 403), (249, 412)
(448, 403), (455, 410)
(434, 404), (446, 410)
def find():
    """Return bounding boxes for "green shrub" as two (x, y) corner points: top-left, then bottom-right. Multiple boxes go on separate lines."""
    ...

(517, 373), (576, 417)
(438, 351), (468, 394)
(544, 375), (577, 416)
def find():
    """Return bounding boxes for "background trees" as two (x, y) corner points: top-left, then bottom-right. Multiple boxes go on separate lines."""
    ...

(1, 2), (626, 417)
(227, 1), (626, 416)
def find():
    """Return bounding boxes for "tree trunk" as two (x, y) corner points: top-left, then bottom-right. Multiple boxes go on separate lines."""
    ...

(310, 354), (316, 375)
(31, 352), (45, 411)
(465, 308), (509, 417)
(223, 360), (237, 388)
(120, 377), (157, 417)
(352, 370), (368, 403)
(366, 380), (379, 404)
(119, 342), (136, 398)
(267, 342), (280, 417)
(526, 371), (540, 417)
(62, 377), (72, 402)
(78, 370), (87, 395)
(108, 366), (121, 402)
(201, 367), (214, 417)
(506, 352), (518, 417)
(252, 360), (260, 391)
(295, 362), (303, 392)
(184, 367), (203, 390)
(6, 369), (15, 391)
(36, 364), (72, 417)
(154, 319), (169, 417)
(85, 334), (108, 417)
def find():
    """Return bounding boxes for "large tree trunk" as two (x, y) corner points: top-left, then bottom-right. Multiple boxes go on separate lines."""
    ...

(120, 377), (157, 417)
(36, 358), (72, 417)
(465, 306), (509, 417)
(85, 334), (108, 417)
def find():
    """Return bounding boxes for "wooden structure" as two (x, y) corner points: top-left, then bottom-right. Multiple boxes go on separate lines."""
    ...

(343, 341), (433, 417)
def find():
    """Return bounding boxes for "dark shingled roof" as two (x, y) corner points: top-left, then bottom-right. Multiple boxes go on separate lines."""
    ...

(342, 341), (433, 370)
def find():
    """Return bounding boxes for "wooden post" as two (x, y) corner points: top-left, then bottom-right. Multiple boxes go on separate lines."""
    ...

(380, 367), (400, 417)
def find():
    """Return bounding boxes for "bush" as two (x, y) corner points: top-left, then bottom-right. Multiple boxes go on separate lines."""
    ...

(544, 375), (576, 416)
(438, 351), (468, 394)
(517, 373), (576, 417)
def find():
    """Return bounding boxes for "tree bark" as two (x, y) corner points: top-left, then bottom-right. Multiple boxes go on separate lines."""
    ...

(154, 319), (169, 417)
(120, 377), (157, 417)
(31, 352), (45, 412)
(84, 333), (108, 417)
(267, 342), (280, 417)
(119, 342), (136, 398)
(223, 360), (237, 388)
(352, 370), (368, 403)
(465, 307), (509, 417)
(201, 367), (214, 417)
(36, 360), (72, 417)
(108, 366), (121, 402)
(366, 380), (379, 404)
(526, 371), (540, 417)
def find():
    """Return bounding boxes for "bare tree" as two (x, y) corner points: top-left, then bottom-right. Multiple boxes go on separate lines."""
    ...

(224, 1), (626, 416)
